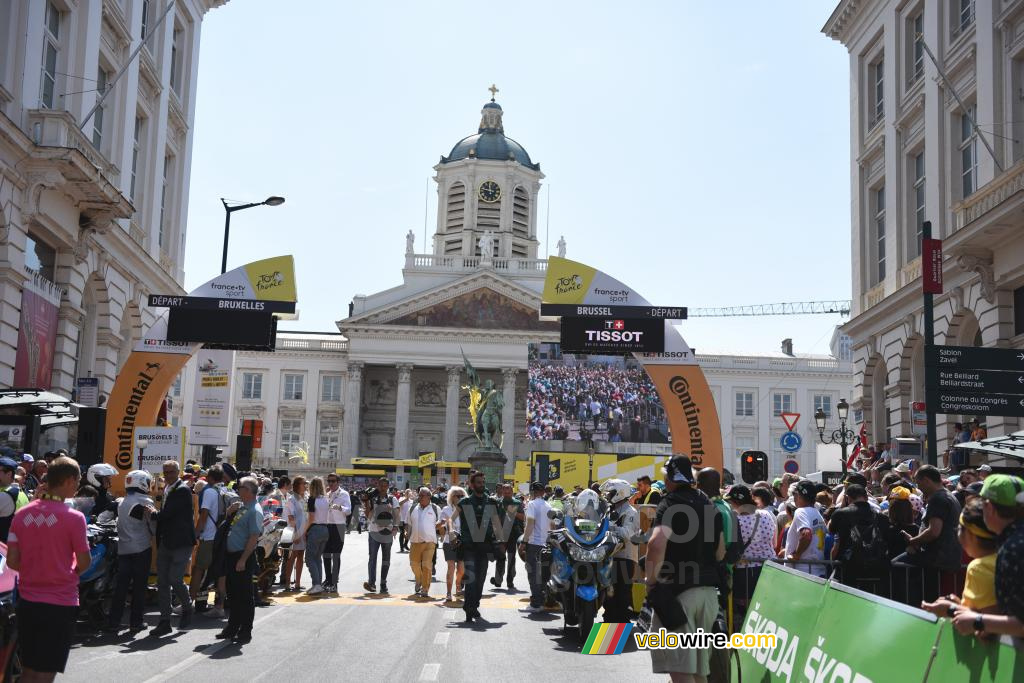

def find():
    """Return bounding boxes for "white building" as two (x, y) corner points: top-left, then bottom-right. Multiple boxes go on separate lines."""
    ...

(0, 0), (225, 398)
(824, 0), (1024, 449)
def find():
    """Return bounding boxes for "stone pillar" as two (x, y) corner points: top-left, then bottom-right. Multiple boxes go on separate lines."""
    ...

(393, 363), (413, 458)
(341, 361), (364, 466)
(501, 368), (517, 464)
(444, 365), (461, 459)
(52, 302), (83, 395)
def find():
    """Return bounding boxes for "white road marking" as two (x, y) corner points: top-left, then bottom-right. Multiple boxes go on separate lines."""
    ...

(140, 606), (285, 683)
(419, 663), (440, 681)
(433, 632), (449, 646)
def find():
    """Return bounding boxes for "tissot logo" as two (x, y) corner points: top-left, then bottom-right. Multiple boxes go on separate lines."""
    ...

(555, 274), (584, 295)
(605, 320), (626, 330)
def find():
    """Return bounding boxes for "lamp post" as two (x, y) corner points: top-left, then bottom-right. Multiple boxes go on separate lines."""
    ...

(136, 438), (148, 471)
(220, 196), (285, 274)
(815, 398), (856, 475)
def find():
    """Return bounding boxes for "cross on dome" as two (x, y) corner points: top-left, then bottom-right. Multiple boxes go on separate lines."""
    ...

(488, 84), (499, 102)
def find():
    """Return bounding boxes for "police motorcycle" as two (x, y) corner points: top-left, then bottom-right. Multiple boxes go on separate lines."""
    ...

(254, 498), (288, 596)
(76, 464), (121, 627)
(546, 488), (622, 644)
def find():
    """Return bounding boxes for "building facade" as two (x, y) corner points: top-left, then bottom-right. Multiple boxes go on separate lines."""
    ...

(825, 0), (1024, 449)
(0, 0), (225, 398)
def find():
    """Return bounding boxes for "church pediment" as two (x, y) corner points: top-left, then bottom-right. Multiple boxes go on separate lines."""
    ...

(381, 287), (556, 331)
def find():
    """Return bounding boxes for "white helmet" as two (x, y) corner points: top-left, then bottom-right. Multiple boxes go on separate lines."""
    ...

(574, 488), (602, 521)
(124, 469), (154, 492)
(87, 463), (118, 488)
(600, 479), (632, 505)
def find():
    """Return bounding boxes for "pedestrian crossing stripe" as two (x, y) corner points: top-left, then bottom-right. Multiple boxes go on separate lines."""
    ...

(582, 622), (633, 655)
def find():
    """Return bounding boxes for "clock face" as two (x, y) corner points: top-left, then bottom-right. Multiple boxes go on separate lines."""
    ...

(478, 180), (501, 203)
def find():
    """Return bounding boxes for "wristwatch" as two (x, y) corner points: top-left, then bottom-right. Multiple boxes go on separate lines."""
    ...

(974, 615), (985, 633)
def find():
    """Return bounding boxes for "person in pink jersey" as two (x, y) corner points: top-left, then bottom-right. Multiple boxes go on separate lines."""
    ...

(7, 456), (91, 683)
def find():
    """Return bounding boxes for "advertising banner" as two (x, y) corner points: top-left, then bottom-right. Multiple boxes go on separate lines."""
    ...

(734, 563), (1022, 683)
(188, 348), (235, 446)
(542, 257), (723, 471)
(559, 316), (665, 354)
(104, 256), (298, 491)
(14, 271), (63, 389)
(133, 426), (186, 473)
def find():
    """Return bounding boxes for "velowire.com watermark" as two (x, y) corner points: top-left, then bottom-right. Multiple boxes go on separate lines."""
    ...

(634, 628), (777, 651)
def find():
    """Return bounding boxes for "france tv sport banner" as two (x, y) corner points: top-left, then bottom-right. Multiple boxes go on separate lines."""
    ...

(542, 257), (723, 472)
(13, 271), (63, 389)
(104, 256), (297, 491)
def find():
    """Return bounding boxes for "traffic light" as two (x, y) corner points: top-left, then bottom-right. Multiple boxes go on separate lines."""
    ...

(741, 450), (768, 484)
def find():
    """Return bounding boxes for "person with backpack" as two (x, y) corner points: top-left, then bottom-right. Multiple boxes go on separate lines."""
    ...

(407, 487), (442, 598)
(189, 465), (228, 617)
(829, 483), (891, 593)
(0, 456), (29, 543)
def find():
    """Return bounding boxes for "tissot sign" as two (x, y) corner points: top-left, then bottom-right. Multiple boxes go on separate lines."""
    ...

(559, 317), (664, 354)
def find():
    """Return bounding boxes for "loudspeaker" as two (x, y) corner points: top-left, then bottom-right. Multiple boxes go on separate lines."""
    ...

(235, 434), (253, 472)
(76, 407), (106, 469)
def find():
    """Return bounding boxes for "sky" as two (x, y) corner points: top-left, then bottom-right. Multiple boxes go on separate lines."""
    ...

(183, 0), (851, 356)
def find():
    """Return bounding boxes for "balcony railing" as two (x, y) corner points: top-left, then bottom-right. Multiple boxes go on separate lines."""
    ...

(27, 109), (120, 187)
(953, 158), (1024, 231)
(405, 253), (548, 274)
(274, 337), (348, 352)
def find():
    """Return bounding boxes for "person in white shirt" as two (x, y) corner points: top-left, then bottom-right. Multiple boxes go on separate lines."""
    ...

(283, 476), (307, 591)
(519, 482), (552, 612)
(322, 474), (351, 593)
(439, 487), (466, 602)
(783, 480), (828, 577)
(407, 488), (442, 598)
(398, 490), (414, 553)
(190, 465), (226, 616)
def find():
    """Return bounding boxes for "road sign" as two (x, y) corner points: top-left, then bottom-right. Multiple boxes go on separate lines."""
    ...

(930, 368), (1024, 395)
(922, 239), (943, 294)
(781, 412), (800, 431)
(910, 402), (927, 436)
(925, 391), (1024, 418)
(540, 303), (687, 320)
(926, 345), (1024, 371)
(149, 294), (296, 314)
(76, 377), (98, 407)
(780, 431), (802, 453)
(783, 459), (799, 474)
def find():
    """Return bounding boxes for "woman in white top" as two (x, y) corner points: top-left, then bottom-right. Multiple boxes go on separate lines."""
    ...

(283, 476), (307, 591)
(302, 477), (331, 595)
(726, 484), (780, 624)
(439, 486), (466, 603)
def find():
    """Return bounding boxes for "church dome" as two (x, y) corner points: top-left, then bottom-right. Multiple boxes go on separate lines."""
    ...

(440, 98), (540, 171)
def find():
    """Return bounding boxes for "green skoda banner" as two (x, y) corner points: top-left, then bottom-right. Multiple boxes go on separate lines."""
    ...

(735, 563), (1022, 683)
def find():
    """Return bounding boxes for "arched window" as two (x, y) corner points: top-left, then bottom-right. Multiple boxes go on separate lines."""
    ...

(445, 182), (465, 233)
(512, 186), (530, 238)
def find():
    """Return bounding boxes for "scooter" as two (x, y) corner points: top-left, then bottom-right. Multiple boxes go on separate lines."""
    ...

(79, 521), (119, 627)
(546, 491), (622, 645)
(254, 499), (288, 596)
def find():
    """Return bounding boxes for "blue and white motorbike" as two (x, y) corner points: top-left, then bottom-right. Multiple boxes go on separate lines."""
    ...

(546, 489), (622, 645)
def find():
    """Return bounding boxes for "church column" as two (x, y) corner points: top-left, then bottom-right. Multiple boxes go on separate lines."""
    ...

(341, 361), (364, 466)
(393, 363), (413, 458)
(444, 365), (461, 459)
(501, 368), (517, 462)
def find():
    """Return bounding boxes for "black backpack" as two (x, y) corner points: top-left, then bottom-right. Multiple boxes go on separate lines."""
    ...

(846, 515), (888, 575)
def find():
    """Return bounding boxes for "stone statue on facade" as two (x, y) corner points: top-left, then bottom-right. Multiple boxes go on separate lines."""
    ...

(461, 350), (502, 451)
(557, 235), (566, 258)
(406, 229), (415, 255)
(478, 230), (494, 265)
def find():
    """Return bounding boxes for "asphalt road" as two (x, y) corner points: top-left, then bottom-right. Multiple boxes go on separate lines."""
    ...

(64, 536), (664, 682)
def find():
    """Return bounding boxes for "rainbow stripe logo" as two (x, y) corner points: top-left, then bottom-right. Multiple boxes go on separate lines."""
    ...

(582, 622), (634, 655)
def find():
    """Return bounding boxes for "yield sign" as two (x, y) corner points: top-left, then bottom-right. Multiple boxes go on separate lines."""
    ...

(781, 412), (800, 431)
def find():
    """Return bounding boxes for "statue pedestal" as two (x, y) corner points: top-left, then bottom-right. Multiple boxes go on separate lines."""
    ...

(468, 448), (507, 491)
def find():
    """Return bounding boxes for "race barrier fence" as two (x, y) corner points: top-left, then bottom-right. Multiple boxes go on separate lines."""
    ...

(734, 562), (1022, 683)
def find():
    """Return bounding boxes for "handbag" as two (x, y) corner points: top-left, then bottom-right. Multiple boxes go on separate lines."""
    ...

(646, 583), (688, 630)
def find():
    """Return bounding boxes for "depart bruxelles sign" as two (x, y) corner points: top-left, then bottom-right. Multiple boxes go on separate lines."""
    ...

(103, 256), (297, 490)
(542, 257), (723, 473)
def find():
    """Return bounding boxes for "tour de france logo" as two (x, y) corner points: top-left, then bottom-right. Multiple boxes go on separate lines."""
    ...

(255, 271), (285, 291)
(555, 274), (584, 295)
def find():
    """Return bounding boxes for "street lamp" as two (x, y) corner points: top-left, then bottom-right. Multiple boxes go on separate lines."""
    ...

(815, 398), (856, 475)
(220, 196), (285, 274)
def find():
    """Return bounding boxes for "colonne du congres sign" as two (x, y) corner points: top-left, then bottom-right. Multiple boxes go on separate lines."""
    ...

(926, 345), (1024, 418)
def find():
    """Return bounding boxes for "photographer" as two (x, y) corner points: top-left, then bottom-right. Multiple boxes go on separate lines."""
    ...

(363, 478), (399, 594)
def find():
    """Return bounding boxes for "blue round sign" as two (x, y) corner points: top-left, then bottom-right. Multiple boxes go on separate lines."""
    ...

(780, 431), (802, 453)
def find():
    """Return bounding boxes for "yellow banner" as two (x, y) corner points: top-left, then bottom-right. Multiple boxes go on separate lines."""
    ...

(541, 258), (597, 304)
(244, 255), (297, 302)
(418, 452), (437, 468)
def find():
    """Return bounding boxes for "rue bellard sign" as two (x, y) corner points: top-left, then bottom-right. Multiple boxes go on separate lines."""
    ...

(925, 345), (1024, 418)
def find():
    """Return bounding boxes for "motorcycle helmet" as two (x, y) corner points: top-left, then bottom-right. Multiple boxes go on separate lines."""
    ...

(574, 488), (602, 521)
(125, 469), (154, 492)
(87, 462), (118, 488)
(600, 479), (632, 505)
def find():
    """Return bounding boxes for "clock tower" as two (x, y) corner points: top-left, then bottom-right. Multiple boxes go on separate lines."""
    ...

(433, 89), (544, 260)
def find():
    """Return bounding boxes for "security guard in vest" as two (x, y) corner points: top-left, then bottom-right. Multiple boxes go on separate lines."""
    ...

(0, 456), (29, 543)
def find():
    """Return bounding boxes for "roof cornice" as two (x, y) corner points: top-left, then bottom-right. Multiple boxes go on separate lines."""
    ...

(822, 0), (864, 45)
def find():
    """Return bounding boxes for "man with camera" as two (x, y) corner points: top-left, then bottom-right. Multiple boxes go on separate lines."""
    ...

(363, 478), (399, 594)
